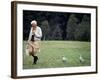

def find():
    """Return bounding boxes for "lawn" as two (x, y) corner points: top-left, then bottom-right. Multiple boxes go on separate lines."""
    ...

(23, 41), (91, 69)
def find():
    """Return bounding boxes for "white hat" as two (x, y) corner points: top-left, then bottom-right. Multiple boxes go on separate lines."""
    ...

(31, 20), (37, 25)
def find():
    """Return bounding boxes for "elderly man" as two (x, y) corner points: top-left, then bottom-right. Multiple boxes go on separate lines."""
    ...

(27, 20), (42, 64)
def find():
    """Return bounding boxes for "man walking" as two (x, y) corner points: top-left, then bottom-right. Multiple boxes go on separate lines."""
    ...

(27, 20), (42, 64)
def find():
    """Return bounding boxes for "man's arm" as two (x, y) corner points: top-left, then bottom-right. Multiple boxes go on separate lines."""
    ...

(34, 27), (42, 38)
(28, 27), (32, 42)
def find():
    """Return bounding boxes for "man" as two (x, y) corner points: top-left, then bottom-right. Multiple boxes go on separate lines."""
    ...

(27, 20), (42, 64)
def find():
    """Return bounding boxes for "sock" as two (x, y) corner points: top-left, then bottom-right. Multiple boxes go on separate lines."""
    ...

(33, 56), (38, 64)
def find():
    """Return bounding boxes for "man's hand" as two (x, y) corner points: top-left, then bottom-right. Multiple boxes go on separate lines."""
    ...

(32, 29), (36, 35)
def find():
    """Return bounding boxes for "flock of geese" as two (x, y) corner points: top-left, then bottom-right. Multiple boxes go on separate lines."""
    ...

(62, 55), (85, 63)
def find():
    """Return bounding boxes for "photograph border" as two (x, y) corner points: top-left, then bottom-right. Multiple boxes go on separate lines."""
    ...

(11, 1), (98, 78)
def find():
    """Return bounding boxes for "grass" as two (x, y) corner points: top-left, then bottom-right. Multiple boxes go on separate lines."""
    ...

(23, 41), (91, 69)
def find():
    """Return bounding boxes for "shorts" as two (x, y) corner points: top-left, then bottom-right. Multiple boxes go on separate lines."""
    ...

(27, 41), (41, 56)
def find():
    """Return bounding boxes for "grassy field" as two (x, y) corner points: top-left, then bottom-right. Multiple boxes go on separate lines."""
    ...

(23, 41), (91, 69)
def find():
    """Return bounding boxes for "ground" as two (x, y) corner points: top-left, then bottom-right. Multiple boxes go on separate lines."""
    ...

(23, 41), (91, 69)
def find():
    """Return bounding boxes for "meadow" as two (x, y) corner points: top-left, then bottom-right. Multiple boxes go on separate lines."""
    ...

(23, 41), (91, 69)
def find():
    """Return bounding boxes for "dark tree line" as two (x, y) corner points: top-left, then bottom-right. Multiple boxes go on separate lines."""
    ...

(23, 10), (91, 41)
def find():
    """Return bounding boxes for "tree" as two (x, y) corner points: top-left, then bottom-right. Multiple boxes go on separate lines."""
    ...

(66, 14), (78, 40)
(52, 24), (62, 40)
(40, 20), (50, 40)
(74, 15), (90, 41)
